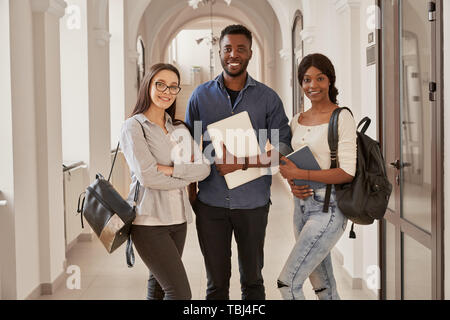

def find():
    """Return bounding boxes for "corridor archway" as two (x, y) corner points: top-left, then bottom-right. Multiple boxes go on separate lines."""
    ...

(125, 0), (286, 117)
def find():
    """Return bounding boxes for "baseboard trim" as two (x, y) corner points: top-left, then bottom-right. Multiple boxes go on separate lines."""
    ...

(25, 283), (42, 300)
(66, 233), (93, 255)
(66, 237), (78, 253)
(25, 260), (68, 299)
(78, 232), (94, 242)
(362, 277), (379, 300)
(332, 248), (363, 289)
(332, 248), (379, 299)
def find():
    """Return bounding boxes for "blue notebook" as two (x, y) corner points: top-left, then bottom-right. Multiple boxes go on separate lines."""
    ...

(285, 146), (326, 190)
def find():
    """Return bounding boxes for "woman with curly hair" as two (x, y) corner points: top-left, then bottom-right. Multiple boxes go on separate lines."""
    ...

(277, 54), (357, 300)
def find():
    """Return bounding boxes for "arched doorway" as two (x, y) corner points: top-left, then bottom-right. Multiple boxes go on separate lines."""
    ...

(126, 0), (283, 111)
(163, 16), (263, 120)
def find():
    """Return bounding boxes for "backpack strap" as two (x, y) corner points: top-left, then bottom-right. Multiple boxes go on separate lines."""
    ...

(325, 107), (361, 239)
(107, 142), (121, 182)
(323, 107), (353, 213)
(106, 118), (146, 207)
(125, 118), (148, 268)
(358, 117), (371, 134)
(323, 108), (342, 212)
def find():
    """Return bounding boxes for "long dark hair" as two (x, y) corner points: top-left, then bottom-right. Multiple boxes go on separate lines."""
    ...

(298, 53), (339, 105)
(130, 63), (185, 126)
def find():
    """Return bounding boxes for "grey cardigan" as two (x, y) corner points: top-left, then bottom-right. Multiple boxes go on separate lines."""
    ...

(120, 113), (211, 226)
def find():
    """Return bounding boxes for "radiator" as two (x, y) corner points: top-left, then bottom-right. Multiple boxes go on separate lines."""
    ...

(63, 164), (89, 250)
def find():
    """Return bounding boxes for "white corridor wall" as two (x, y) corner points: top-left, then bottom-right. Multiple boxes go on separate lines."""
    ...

(299, 0), (379, 296)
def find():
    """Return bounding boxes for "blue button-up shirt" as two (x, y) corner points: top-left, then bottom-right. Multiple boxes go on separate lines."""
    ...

(185, 73), (292, 210)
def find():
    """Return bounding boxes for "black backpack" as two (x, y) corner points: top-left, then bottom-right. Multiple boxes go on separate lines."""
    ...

(322, 107), (393, 238)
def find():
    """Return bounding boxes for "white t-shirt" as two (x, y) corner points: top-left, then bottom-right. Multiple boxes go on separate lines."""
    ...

(290, 109), (357, 177)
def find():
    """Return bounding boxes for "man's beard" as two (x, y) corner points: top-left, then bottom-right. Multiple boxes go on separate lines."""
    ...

(221, 59), (250, 78)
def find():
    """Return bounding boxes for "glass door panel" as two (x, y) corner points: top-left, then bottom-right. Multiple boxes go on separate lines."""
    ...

(384, 222), (397, 300)
(382, 0), (397, 213)
(402, 233), (432, 299)
(400, 0), (432, 233)
(381, 0), (442, 300)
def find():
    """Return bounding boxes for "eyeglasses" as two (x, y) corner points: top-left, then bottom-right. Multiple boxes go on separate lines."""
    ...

(154, 81), (181, 95)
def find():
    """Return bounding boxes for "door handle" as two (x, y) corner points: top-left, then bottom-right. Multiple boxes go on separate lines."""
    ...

(403, 162), (412, 168)
(389, 160), (411, 170)
(390, 160), (401, 170)
(429, 82), (437, 102)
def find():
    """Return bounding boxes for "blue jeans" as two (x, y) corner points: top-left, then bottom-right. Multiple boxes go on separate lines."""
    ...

(278, 188), (347, 300)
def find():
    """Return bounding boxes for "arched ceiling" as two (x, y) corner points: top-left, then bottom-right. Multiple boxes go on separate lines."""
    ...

(127, 0), (285, 58)
(154, 10), (265, 63)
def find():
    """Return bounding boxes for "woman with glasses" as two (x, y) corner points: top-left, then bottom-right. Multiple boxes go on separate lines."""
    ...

(120, 63), (210, 300)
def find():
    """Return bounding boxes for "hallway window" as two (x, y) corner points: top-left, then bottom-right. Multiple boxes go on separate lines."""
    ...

(292, 11), (303, 116)
(137, 36), (145, 90)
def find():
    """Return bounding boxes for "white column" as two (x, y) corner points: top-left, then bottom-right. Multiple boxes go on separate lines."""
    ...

(2, 0), (45, 300)
(31, 0), (68, 294)
(60, 0), (92, 242)
(300, 0), (318, 54)
(60, 0), (112, 241)
(334, 0), (362, 117)
(86, 0), (112, 183)
(332, 0), (365, 286)
(60, 0), (90, 165)
(109, 0), (126, 150)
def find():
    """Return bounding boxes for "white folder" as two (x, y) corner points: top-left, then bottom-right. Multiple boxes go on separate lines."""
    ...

(207, 111), (267, 189)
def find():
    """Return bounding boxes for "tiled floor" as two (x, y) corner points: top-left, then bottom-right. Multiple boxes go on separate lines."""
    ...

(38, 174), (376, 300)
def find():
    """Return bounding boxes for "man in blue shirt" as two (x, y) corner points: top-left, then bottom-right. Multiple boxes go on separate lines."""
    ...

(185, 25), (292, 300)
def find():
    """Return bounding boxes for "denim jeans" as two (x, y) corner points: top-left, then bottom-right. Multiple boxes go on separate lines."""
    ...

(277, 187), (347, 300)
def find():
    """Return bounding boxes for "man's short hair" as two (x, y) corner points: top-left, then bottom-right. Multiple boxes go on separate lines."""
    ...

(219, 24), (252, 48)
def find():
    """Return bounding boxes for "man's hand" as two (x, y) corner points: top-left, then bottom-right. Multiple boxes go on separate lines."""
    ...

(215, 143), (243, 176)
(288, 179), (313, 200)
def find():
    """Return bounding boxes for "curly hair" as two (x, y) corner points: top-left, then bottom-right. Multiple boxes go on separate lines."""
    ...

(298, 53), (339, 105)
(219, 24), (252, 48)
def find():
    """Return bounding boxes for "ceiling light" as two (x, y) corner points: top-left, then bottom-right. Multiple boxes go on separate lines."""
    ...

(188, 0), (231, 9)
